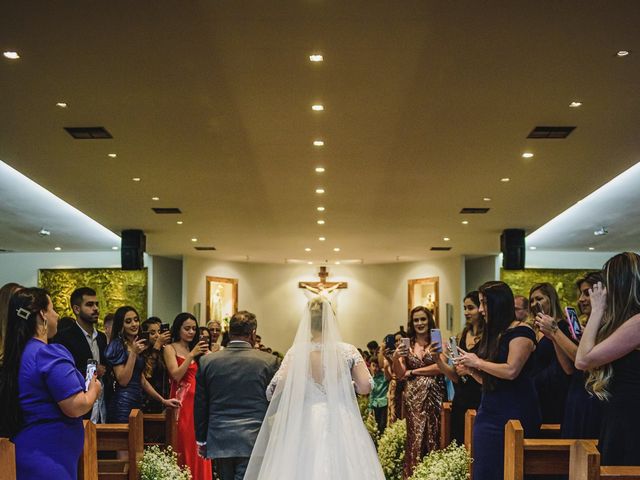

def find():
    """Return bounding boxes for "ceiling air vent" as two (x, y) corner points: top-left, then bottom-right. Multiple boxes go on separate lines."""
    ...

(64, 127), (113, 139)
(152, 208), (182, 214)
(194, 246), (217, 251)
(527, 126), (575, 139)
(460, 207), (490, 214)
(430, 247), (452, 251)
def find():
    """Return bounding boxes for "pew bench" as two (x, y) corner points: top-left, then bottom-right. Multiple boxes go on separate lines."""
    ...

(95, 409), (143, 480)
(439, 401), (452, 449)
(143, 408), (177, 449)
(570, 440), (640, 480)
(0, 438), (16, 480)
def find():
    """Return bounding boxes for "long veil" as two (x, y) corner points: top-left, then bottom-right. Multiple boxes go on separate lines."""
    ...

(243, 290), (384, 479)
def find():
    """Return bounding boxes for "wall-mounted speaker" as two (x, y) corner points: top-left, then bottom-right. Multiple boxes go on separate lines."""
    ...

(501, 229), (525, 270)
(121, 229), (146, 270)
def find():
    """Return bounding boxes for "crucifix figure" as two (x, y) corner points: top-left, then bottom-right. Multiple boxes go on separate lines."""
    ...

(298, 266), (348, 293)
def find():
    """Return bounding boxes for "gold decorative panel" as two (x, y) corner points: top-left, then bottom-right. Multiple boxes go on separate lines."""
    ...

(500, 268), (591, 309)
(38, 268), (148, 328)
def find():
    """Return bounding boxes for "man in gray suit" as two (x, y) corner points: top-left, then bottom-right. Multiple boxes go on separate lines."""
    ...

(195, 311), (279, 480)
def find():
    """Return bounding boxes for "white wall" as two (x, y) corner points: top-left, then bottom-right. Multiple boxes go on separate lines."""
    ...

(150, 256), (183, 322)
(183, 255), (465, 353)
(465, 255), (500, 293)
(524, 251), (617, 269)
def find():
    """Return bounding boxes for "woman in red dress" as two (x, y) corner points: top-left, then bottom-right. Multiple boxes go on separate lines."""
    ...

(164, 312), (211, 480)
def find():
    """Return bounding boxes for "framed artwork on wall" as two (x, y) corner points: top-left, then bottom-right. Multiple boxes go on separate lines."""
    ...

(205, 276), (238, 327)
(408, 276), (440, 326)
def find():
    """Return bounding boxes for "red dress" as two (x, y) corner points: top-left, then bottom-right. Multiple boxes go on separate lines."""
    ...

(170, 356), (212, 480)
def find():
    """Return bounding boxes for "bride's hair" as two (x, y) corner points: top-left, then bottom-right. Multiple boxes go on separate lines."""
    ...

(309, 297), (324, 332)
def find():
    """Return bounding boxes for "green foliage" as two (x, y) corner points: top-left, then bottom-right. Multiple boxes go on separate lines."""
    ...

(364, 409), (380, 446)
(378, 419), (406, 480)
(138, 445), (192, 480)
(408, 441), (471, 480)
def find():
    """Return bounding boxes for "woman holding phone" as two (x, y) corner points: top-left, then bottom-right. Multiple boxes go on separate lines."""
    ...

(105, 306), (180, 423)
(164, 312), (211, 479)
(392, 306), (445, 479)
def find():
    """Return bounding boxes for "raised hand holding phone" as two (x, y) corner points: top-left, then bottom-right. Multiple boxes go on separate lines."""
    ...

(85, 359), (97, 391)
(430, 328), (443, 353)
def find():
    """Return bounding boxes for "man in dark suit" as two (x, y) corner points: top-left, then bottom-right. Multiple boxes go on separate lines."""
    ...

(52, 287), (108, 422)
(195, 311), (279, 480)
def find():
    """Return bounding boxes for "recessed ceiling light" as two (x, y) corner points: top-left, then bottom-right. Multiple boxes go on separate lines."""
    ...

(522, 152), (534, 158)
(191, 238), (198, 242)
(443, 237), (450, 241)
(56, 102), (68, 108)
(500, 177), (510, 182)
(483, 197), (491, 202)
(151, 196), (160, 201)
(176, 221), (183, 225)
(461, 220), (469, 225)
(54, 246), (62, 251)
(315, 188), (325, 194)
(588, 247), (595, 251)
(112, 246), (119, 250)
(333, 247), (340, 252)
(318, 237), (326, 241)
(315, 167), (325, 173)
(305, 248), (311, 252)
(529, 246), (537, 250)
(312, 104), (324, 111)
(335, 261), (341, 265)
(132, 177), (141, 182)
(313, 140), (324, 146)
(317, 220), (325, 225)
(569, 101), (582, 108)
(3, 51), (19, 59)
(108, 153), (117, 158)
(307, 261), (313, 265)
(616, 50), (630, 57)
(309, 54), (323, 62)
(317, 206), (325, 212)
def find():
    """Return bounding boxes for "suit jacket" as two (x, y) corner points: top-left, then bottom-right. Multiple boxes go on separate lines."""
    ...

(194, 342), (279, 459)
(52, 321), (108, 374)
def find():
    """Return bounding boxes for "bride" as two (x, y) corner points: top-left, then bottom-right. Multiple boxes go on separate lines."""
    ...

(243, 294), (385, 479)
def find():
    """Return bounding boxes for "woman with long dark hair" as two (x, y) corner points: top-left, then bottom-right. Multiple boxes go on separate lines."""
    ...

(104, 306), (179, 423)
(576, 252), (640, 466)
(457, 281), (540, 480)
(0, 288), (100, 479)
(392, 306), (445, 479)
(0, 282), (23, 368)
(164, 312), (211, 480)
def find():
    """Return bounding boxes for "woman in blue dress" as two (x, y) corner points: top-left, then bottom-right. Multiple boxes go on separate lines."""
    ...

(457, 281), (540, 480)
(105, 306), (179, 423)
(0, 287), (101, 480)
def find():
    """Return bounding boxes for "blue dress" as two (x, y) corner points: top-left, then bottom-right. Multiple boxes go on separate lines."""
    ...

(561, 369), (602, 439)
(105, 338), (145, 423)
(14, 338), (85, 480)
(473, 326), (541, 480)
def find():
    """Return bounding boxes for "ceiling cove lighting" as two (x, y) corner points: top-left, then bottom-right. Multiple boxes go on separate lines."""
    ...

(315, 188), (325, 194)
(3, 51), (20, 59)
(569, 101), (582, 108)
(313, 140), (324, 146)
(312, 104), (324, 111)
(309, 54), (323, 62)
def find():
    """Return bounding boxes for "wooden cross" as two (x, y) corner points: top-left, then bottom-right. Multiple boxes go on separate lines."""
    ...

(298, 266), (348, 291)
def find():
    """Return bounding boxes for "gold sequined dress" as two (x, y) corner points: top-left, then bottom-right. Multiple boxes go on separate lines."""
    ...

(402, 351), (445, 479)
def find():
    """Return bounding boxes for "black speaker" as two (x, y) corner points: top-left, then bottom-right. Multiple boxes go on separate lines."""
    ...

(501, 229), (525, 270)
(121, 229), (146, 270)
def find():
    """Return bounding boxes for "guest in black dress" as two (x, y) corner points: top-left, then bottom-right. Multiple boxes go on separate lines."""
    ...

(529, 282), (571, 425)
(576, 252), (640, 466)
(437, 291), (484, 445)
(457, 281), (540, 480)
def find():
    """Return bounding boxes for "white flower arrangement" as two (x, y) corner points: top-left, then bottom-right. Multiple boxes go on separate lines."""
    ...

(377, 419), (406, 480)
(408, 441), (472, 480)
(138, 445), (192, 480)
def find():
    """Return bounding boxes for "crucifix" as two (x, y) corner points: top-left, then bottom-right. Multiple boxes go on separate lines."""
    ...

(298, 266), (348, 293)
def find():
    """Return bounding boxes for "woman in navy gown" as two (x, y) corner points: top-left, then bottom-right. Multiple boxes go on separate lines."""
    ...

(0, 288), (101, 480)
(457, 281), (540, 480)
(576, 252), (640, 466)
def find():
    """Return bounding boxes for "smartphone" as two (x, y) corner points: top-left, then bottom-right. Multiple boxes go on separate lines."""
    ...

(565, 306), (582, 341)
(401, 337), (411, 350)
(138, 331), (150, 344)
(448, 336), (460, 358)
(384, 334), (396, 351)
(85, 359), (97, 391)
(531, 303), (544, 316)
(430, 328), (442, 353)
(160, 323), (170, 333)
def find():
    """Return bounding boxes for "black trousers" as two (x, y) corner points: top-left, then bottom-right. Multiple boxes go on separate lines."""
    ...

(372, 405), (388, 435)
(214, 457), (249, 480)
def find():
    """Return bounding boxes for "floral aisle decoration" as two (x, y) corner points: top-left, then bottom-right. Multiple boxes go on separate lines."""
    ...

(357, 394), (379, 445)
(377, 419), (406, 480)
(408, 441), (471, 480)
(139, 445), (192, 480)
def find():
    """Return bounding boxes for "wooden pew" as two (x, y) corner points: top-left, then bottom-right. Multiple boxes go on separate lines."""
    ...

(504, 419), (597, 480)
(439, 401), (452, 449)
(570, 440), (640, 480)
(464, 409), (476, 479)
(0, 438), (16, 480)
(79, 420), (98, 480)
(540, 423), (561, 438)
(95, 409), (144, 480)
(143, 408), (177, 450)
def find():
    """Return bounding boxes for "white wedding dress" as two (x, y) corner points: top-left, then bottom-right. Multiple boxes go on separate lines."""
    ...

(243, 295), (385, 480)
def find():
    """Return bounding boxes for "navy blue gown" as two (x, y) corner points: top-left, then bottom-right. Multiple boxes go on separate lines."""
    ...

(105, 338), (145, 423)
(561, 370), (602, 439)
(473, 326), (541, 480)
(451, 334), (482, 445)
(599, 350), (640, 466)
(14, 338), (85, 480)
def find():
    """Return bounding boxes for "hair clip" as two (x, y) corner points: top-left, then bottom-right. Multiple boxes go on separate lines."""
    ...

(16, 307), (31, 320)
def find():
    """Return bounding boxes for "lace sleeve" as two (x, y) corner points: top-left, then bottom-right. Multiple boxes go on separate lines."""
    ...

(266, 349), (292, 401)
(345, 343), (365, 369)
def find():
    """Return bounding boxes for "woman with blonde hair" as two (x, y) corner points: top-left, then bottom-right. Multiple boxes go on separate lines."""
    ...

(576, 252), (640, 466)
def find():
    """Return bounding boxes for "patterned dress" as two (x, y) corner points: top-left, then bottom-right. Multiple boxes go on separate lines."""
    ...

(403, 350), (445, 479)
